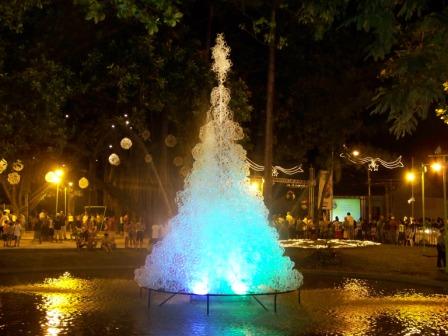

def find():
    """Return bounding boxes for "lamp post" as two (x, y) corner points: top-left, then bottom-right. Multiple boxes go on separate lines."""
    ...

(45, 169), (64, 216)
(420, 163), (429, 251)
(340, 146), (404, 222)
(428, 154), (448, 273)
(405, 170), (416, 219)
(65, 182), (73, 216)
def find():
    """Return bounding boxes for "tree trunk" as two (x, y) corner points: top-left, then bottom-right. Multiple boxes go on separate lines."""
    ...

(263, 4), (277, 209)
(205, 2), (214, 60)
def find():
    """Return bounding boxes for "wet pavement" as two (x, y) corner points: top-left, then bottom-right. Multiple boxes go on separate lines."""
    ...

(0, 271), (447, 335)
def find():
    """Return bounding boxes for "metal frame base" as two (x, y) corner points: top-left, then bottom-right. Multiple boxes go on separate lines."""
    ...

(142, 287), (301, 315)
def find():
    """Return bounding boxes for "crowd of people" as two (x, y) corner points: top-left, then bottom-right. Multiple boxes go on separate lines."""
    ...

(274, 211), (446, 268)
(274, 211), (445, 246)
(1, 207), (445, 268)
(0, 210), (24, 247)
(0, 209), (156, 251)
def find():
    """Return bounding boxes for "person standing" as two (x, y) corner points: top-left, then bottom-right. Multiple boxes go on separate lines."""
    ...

(436, 228), (446, 269)
(345, 212), (355, 239)
(53, 214), (63, 243)
(13, 220), (22, 247)
(60, 211), (67, 240)
(150, 222), (162, 246)
(2, 221), (10, 247)
(135, 218), (144, 249)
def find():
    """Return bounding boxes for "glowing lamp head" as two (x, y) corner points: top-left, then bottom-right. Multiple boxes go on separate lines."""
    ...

(45, 171), (61, 184)
(431, 162), (442, 172)
(405, 171), (416, 183)
(249, 180), (260, 194)
(352, 150), (360, 157)
(55, 169), (64, 177)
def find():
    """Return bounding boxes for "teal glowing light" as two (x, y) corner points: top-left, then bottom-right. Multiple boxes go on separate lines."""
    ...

(135, 34), (302, 295)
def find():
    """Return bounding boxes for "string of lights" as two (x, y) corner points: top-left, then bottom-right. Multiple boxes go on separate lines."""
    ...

(339, 151), (404, 171)
(246, 158), (303, 176)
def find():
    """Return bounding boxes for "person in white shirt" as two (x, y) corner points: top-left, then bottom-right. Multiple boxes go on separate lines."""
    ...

(151, 223), (162, 245)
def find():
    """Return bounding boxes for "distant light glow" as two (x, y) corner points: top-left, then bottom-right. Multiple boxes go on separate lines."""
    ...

(352, 150), (360, 157)
(405, 171), (416, 183)
(431, 162), (442, 172)
(249, 180), (261, 194)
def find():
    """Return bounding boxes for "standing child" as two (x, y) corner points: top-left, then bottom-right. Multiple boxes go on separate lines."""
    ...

(13, 220), (22, 247)
(135, 218), (144, 249)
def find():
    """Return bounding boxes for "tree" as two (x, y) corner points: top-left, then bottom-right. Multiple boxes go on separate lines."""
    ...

(298, 0), (448, 138)
(0, 0), (254, 220)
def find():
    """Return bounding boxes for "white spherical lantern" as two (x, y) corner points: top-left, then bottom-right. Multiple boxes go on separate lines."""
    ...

(12, 160), (24, 172)
(78, 177), (89, 189)
(165, 134), (177, 147)
(109, 153), (120, 166)
(144, 154), (153, 164)
(0, 159), (7, 174)
(120, 137), (132, 150)
(7, 172), (20, 185)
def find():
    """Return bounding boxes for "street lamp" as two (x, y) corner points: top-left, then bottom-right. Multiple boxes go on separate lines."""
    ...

(45, 169), (64, 215)
(405, 170), (416, 219)
(428, 154), (448, 273)
(340, 146), (404, 222)
(64, 182), (74, 216)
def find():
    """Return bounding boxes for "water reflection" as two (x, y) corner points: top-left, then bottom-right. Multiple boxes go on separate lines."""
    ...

(305, 278), (448, 336)
(15, 272), (87, 335)
(0, 273), (447, 335)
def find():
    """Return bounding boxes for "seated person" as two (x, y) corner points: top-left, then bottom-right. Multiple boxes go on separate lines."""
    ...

(76, 227), (91, 248)
(101, 233), (114, 252)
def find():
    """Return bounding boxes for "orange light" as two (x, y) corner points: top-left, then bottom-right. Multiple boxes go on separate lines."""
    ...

(405, 171), (416, 183)
(431, 162), (442, 172)
(352, 150), (360, 157)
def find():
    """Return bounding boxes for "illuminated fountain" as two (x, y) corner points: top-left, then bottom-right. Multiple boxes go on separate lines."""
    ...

(135, 34), (302, 297)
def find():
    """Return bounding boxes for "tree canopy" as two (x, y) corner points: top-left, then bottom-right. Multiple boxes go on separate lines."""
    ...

(1, 0), (447, 216)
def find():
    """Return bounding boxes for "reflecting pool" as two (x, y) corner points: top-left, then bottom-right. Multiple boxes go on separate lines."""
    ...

(0, 271), (447, 335)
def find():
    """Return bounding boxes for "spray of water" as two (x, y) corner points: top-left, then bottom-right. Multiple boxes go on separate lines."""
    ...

(135, 34), (302, 294)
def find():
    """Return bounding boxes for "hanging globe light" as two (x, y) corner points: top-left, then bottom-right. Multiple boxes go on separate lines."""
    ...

(12, 160), (24, 172)
(173, 156), (184, 167)
(108, 153), (120, 166)
(0, 159), (7, 174)
(78, 177), (89, 189)
(165, 134), (177, 147)
(120, 137), (133, 150)
(144, 154), (153, 164)
(7, 172), (20, 185)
